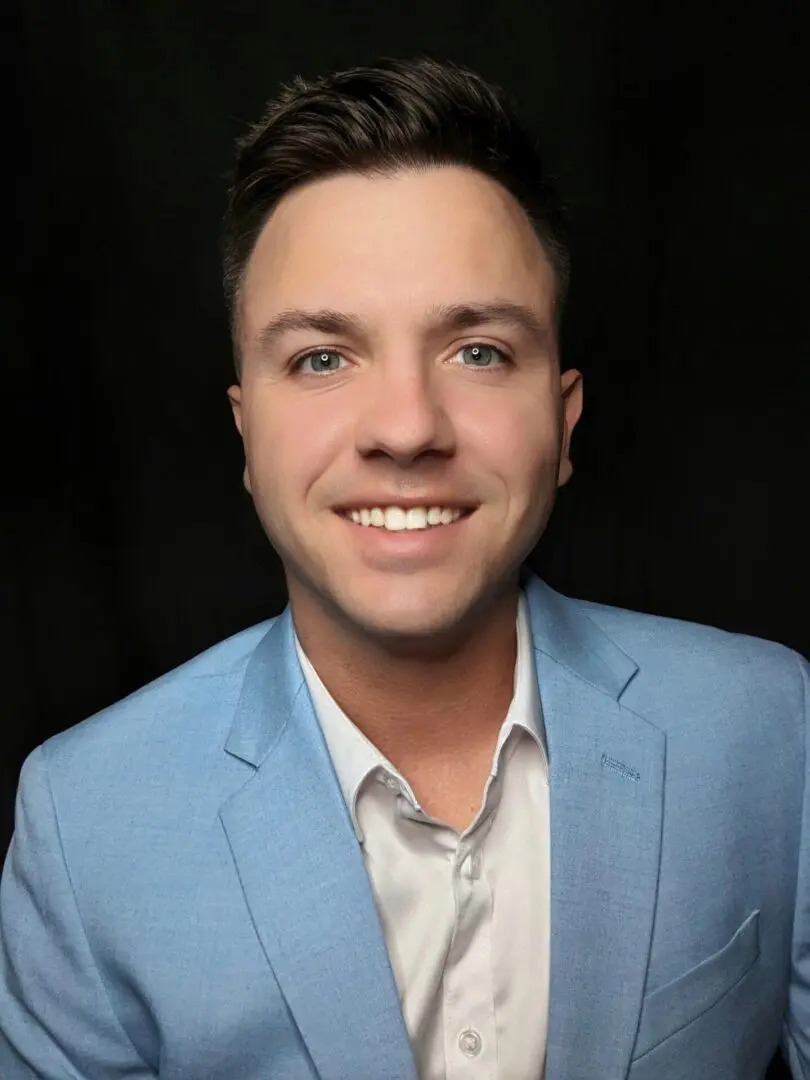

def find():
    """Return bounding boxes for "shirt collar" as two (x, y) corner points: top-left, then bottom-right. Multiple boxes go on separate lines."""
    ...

(294, 587), (546, 841)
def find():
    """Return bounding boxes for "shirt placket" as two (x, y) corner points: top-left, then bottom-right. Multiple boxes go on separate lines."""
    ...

(442, 817), (498, 1079)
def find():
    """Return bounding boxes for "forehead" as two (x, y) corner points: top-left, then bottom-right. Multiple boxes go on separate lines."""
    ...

(241, 167), (555, 334)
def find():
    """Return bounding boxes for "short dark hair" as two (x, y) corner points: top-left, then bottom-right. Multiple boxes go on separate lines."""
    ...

(223, 57), (569, 360)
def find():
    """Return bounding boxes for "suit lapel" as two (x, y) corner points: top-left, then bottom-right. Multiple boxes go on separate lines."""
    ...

(524, 576), (665, 1080)
(219, 612), (417, 1080)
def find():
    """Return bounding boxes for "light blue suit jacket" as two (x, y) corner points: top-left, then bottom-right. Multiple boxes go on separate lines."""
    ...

(2, 571), (810, 1079)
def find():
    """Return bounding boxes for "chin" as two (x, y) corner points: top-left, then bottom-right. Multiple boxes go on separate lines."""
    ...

(336, 582), (484, 644)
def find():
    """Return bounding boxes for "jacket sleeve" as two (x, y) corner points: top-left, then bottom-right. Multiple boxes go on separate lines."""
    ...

(784, 652), (810, 1078)
(0, 745), (156, 1079)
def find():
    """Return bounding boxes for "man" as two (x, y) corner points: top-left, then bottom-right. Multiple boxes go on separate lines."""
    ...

(0, 56), (808, 1080)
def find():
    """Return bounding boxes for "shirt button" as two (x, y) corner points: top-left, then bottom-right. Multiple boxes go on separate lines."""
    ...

(382, 775), (399, 793)
(458, 1029), (482, 1057)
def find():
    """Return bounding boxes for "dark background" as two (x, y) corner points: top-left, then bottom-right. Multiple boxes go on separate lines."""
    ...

(4, 3), (808, 1071)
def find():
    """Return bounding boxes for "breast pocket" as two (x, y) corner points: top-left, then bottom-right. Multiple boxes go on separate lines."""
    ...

(633, 909), (760, 1060)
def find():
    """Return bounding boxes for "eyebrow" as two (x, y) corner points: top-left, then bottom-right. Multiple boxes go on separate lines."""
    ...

(255, 308), (366, 352)
(253, 300), (552, 354)
(426, 301), (551, 348)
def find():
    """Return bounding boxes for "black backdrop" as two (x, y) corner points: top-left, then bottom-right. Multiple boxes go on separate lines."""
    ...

(4, 5), (809, 1068)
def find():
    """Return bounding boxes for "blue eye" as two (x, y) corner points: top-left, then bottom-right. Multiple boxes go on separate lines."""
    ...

(294, 349), (346, 375)
(459, 343), (506, 368)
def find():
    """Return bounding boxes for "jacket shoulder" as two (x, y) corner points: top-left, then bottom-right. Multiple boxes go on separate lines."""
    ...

(571, 593), (805, 714)
(40, 616), (279, 770)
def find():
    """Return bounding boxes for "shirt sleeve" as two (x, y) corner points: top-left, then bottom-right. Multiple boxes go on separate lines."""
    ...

(0, 745), (156, 1079)
(784, 651), (810, 1078)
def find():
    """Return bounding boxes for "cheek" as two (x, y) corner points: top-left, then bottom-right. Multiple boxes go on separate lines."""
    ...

(244, 402), (343, 505)
(467, 398), (560, 487)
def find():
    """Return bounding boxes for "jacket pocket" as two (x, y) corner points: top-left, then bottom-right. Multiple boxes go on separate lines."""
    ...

(633, 909), (760, 1060)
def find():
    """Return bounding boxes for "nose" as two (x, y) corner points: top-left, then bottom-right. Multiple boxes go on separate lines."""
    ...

(354, 361), (455, 465)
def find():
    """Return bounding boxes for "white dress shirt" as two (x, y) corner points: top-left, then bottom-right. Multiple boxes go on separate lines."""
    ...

(294, 590), (550, 1080)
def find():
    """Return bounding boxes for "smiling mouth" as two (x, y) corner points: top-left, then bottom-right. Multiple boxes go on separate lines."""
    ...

(336, 506), (476, 532)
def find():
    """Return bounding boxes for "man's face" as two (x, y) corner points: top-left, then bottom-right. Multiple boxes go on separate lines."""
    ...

(229, 166), (582, 647)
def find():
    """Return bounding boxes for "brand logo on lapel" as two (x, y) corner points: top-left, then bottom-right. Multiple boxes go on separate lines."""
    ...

(601, 753), (641, 782)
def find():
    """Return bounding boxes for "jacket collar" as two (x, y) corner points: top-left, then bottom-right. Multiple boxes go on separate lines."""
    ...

(224, 569), (639, 769)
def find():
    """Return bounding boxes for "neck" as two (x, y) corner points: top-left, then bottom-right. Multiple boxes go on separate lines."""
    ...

(291, 584), (521, 766)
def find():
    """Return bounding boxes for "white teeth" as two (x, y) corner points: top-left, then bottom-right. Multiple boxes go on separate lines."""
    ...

(385, 507), (408, 531)
(405, 507), (428, 530)
(345, 505), (466, 531)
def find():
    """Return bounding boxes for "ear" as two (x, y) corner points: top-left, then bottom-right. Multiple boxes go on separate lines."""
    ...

(226, 384), (252, 494)
(227, 384), (243, 436)
(557, 369), (584, 488)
